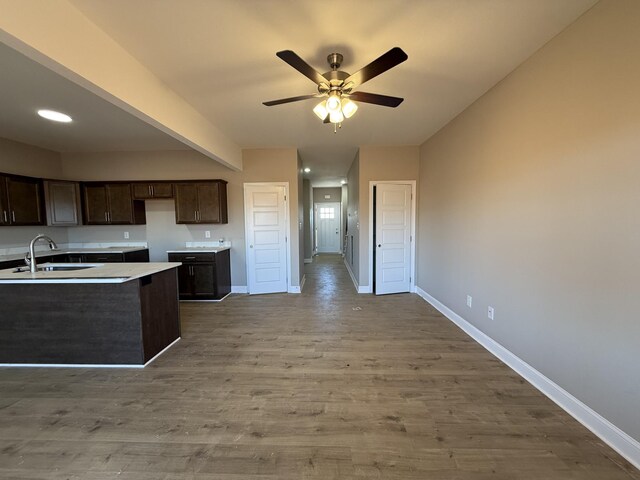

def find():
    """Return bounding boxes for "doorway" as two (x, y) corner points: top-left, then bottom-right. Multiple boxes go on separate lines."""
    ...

(314, 202), (342, 254)
(244, 183), (289, 294)
(370, 181), (415, 295)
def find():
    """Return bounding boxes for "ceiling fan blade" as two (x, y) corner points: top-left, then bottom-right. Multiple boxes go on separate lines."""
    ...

(263, 94), (320, 106)
(276, 50), (327, 85)
(348, 91), (404, 107)
(343, 47), (408, 88)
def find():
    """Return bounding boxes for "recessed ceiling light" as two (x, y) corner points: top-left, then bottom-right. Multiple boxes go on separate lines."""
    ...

(304, 168), (311, 173)
(37, 109), (73, 123)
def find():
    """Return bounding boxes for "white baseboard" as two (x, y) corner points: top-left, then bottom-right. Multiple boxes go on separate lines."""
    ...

(343, 258), (372, 293)
(415, 287), (640, 470)
(288, 286), (301, 293)
(343, 258), (359, 292)
(304, 258), (313, 264)
(231, 286), (247, 294)
(299, 274), (306, 292)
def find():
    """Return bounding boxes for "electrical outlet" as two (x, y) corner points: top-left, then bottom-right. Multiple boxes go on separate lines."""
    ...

(466, 295), (472, 308)
(488, 306), (495, 320)
(123, 231), (129, 239)
(205, 230), (211, 238)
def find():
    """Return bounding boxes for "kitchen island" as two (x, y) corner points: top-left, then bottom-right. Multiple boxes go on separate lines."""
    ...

(0, 262), (181, 367)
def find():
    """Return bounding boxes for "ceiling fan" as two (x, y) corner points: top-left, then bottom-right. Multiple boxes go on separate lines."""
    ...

(263, 47), (408, 130)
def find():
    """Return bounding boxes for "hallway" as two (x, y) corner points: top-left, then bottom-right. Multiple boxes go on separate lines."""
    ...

(0, 255), (637, 479)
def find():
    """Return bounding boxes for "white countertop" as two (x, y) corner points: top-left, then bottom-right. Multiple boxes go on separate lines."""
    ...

(166, 246), (230, 253)
(0, 246), (148, 263)
(0, 262), (180, 284)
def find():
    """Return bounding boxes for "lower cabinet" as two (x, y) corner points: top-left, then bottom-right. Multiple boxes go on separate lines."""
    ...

(64, 250), (149, 263)
(168, 250), (231, 300)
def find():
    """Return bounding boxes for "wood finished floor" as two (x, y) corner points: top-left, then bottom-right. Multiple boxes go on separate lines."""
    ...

(0, 254), (638, 479)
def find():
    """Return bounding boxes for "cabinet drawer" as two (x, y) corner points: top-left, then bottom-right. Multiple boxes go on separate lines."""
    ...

(168, 253), (216, 263)
(82, 253), (125, 262)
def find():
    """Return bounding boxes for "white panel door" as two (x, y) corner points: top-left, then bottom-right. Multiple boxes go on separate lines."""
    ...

(375, 184), (411, 295)
(244, 184), (288, 294)
(315, 202), (341, 253)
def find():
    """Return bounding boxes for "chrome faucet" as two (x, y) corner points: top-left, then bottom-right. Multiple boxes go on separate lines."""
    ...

(25, 234), (58, 273)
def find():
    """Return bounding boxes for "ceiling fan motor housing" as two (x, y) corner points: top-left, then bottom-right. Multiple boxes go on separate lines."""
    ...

(327, 53), (343, 70)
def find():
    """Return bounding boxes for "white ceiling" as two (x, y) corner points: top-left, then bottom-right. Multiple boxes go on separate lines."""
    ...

(0, 42), (188, 153)
(1, 0), (597, 184)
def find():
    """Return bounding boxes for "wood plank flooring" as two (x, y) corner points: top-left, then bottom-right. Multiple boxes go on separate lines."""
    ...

(0, 254), (638, 479)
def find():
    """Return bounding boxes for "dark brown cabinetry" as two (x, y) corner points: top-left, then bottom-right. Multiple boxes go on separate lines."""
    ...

(132, 182), (174, 199)
(0, 174), (45, 226)
(82, 183), (146, 225)
(168, 249), (231, 300)
(44, 180), (82, 226)
(174, 181), (228, 224)
(65, 249), (149, 263)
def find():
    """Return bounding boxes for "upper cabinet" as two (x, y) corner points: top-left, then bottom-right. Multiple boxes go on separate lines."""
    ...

(0, 174), (45, 226)
(132, 182), (174, 199)
(44, 180), (82, 226)
(82, 183), (146, 225)
(174, 180), (228, 224)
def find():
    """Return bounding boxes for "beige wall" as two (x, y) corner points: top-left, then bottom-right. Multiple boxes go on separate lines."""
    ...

(60, 147), (302, 288)
(358, 145), (419, 288)
(312, 187), (342, 203)
(345, 152), (359, 282)
(302, 179), (312, 260)
(417, 0), (640, 442)
(0, 137), (62, 178)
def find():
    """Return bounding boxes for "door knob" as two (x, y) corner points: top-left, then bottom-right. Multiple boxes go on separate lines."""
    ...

(249, 245), (253, 248)
(378, 244), (381, 247)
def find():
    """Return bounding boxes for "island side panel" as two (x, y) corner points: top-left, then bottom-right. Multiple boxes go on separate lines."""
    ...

(139, 268), (181, 362)
(0, 282), (144, 364)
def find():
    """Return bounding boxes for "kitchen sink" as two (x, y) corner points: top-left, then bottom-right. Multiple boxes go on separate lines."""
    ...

(13, 263), (100, 273)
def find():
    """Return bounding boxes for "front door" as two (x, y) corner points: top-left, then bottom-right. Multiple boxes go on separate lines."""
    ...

(244, 184), (288, 294)
(315, 202), (341, 253)
(375, 183), (412, 295)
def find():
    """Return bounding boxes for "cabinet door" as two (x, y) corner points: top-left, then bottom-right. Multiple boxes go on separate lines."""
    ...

(106, 184), (134, 224)
(0, 177), (9, 225)
(197, 183), (220, 223)
(5, 176), (44, 225)
(192, 264), (216, 298)
(177, 264), (193, 298)
(44, 181), (81, 226)
(132, 183), (154, 199)
(174, 184), (199, 223)
(83, 185), (109, 224)
(132, 182), (173, 199)
(150, 183), (173, 198)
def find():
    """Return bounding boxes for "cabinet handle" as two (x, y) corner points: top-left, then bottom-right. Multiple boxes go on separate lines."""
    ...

(105, 212), (108, 222)
(149, 185), (153, 196)
(185, 256), (196, 260)
(108, 212), (111, 222)
(11, 211), (15, 222)
(3, 211), (7, 223)
(194, 211), (197, 221)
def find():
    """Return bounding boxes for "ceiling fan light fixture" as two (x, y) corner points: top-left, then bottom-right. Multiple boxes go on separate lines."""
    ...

(341, 98), (358, 119)
(329, 110), (344, 124)
(326, 92), (341, 113)
(313, 101), (328, 120)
